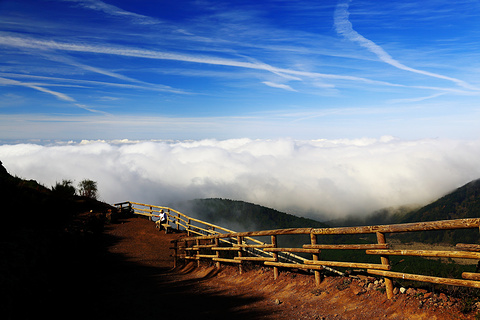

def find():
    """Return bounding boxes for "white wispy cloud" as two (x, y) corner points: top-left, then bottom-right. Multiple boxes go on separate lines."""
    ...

(334, 0), (479, 91)
(39, 54), (190, 94)
(0, 73), (190, 94)
(0, 76), (110, 114)
(1, 138), (480, 220)
(0, 76), (75, 102)
(62, 0), (161, 25)
(262, 81), (297, 92)
(387, 92), (446, 104)
(74, 103), (110, 115)
(0, 35), (423, 90)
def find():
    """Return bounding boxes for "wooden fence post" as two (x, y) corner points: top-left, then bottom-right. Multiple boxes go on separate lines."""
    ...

(177, 212), (180, 231)
(215, 238), (221, 269)
(310, 232), (322, 286)
(196, 238), (201, 267)
(237, 236), (243, 274)
(271, 235), (279, 280)
(376, 232), (394, 299)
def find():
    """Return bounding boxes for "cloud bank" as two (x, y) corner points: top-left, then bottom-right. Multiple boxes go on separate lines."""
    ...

(2, 138), (480, 220)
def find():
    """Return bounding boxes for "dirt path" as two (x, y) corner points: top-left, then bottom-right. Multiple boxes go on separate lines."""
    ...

(97, 217), (476, 319)
(98, 217), (277, 319)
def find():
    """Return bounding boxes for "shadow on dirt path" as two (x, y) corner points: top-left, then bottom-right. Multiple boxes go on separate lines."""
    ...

(52, 217), (277, 320)
(9, 216), (473, 320)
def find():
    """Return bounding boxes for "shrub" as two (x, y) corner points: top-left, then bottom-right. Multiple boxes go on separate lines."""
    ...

(52, 179), (76, 197)
(78, 179), (98, 199)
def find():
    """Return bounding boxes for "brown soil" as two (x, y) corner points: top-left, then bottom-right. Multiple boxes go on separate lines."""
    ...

(97, 217), (477, 319)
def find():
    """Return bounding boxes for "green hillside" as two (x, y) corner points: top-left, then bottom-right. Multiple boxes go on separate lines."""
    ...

(325, 205), (416, 228)
(395, 179), (480, 244)
(402, 178), (480, 223)
(177, 178), (480, 245)
(174, 198), (330, 248)
(323, 179), (480, 244)
(176, 198), (329, 232)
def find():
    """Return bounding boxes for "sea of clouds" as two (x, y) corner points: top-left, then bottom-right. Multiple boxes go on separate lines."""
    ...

(1, 137), (480, 221)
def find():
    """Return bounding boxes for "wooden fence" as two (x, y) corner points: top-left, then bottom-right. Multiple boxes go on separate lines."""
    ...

(114, 201), (310, 267)
(115, 201), (480, 299)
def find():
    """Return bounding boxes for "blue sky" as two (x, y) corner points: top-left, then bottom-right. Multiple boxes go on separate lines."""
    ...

(2, 1), (480, 218)
(1, 0), (480, 141)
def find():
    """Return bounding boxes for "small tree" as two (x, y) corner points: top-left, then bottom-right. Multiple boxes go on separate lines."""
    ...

(52, 179), (76, 197)
(78, 179), (98, 199)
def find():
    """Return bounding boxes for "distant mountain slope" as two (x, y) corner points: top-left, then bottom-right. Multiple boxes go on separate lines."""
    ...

(174, 198), (330, 248)
(325, 205), (417, 228)
(325, 178), (480, 228)
(177, 178), (480, 245)
(393, 179), (480, 244)
(175, 198), (329, 233)
(401, 178), (480, 223)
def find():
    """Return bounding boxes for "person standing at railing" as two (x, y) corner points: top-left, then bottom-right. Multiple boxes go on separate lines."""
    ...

(159, 209), (167, 230)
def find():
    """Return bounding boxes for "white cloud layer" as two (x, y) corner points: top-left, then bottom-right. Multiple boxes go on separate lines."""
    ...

(1, 137), (480, 220)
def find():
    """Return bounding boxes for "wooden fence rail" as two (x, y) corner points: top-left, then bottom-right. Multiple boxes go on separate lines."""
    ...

(115, 201), (480, 299)
(114, 201), (307, 266)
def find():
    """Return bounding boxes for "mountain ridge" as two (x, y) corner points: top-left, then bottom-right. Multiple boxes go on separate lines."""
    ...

(173, 177), (480, 244)
(401, 178), (480, 223)
(174, 198), (330, 233)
